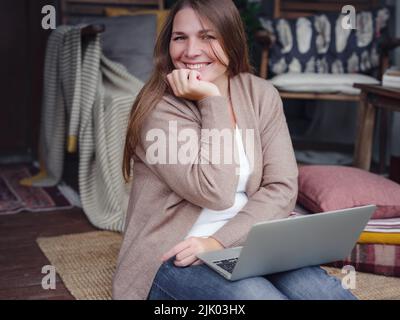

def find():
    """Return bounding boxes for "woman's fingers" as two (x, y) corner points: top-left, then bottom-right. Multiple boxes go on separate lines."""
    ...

(175, 246), (194, 262)
(168, 68), (217, 100)
(170, 69), (193, 96)
(172, 70), (183, 94)
(173, 238), (206, 267)
(188, 70), (200, 87)
(192, 259), (203, 266)
(173, 254), (198, 267)
(161, 240), (190, 262)
(177, 69), (191, 94)
(166, 73), (178, 96)
(163, 237), (211, 267)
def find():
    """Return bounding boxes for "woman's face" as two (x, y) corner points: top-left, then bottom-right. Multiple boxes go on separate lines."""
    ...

(169, 7), (229, 84)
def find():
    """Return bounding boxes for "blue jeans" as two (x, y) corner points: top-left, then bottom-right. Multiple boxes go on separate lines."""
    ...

(147, 258), (357, 300)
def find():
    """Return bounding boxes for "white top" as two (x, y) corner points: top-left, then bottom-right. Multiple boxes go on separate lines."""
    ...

(185, 124), (253, 238)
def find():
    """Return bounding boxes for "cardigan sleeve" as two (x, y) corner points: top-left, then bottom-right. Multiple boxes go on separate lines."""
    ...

(211, 84), (299, 248)
(138, 95), (240, 211)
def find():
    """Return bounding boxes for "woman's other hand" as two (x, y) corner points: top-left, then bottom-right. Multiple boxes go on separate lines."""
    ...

(161, 236), (224, 267)
(166, 69), (221, 101)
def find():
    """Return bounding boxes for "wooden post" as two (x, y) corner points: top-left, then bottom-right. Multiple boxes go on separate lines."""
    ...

(378, 109), (388, 173)
(353, 96), (376, 171)
(260, 49), (268, 79)
(274, 0), (281, 18)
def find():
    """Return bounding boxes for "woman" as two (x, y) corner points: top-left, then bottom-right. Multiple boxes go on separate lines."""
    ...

(113, 0), (356, 300)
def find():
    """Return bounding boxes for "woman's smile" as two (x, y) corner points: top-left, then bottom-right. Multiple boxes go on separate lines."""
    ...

(183, 62), (212, 71)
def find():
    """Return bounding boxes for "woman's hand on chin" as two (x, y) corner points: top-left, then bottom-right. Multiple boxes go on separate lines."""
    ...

(161, 236), (224, 267)
(167, 69), (221, 101)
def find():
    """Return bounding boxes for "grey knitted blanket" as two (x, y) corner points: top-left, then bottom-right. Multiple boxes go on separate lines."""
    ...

(29, 25), (143, 231)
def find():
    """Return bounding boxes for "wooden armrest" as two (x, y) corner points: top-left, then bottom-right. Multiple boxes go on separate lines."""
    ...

(254, 29), (274, 79)
(254, 29), (274, 49)
(381, 37), (400, 52)
(81, 24), (105, 36)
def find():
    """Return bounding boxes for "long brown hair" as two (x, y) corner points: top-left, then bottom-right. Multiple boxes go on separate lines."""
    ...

(122, 0), (253, 182)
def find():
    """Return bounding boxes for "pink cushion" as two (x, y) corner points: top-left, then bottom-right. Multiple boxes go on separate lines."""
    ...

(298, 165), (400, 219)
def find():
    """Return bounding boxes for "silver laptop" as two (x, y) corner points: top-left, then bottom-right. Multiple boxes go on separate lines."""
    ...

(197, 205), (376, 281)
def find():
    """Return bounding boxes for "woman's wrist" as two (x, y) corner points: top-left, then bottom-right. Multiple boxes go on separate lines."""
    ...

(207, 236), (225, 250)
(197, 93), (226, 106)
(199, 89), (221, 100)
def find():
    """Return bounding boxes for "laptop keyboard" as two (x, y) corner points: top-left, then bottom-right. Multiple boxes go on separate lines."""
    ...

(213, 258), (238, 274)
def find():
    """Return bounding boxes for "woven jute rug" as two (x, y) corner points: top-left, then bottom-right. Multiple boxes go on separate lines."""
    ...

(37, 231), (400, 300)
(37, 231), (122, 300)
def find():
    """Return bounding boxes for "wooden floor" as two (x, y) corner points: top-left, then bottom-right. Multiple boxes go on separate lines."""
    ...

(0, 156), (397, 301)
(0, 207), (97, 300)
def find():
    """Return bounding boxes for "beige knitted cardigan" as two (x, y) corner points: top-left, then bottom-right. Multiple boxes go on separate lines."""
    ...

(112, 72), (299, 300)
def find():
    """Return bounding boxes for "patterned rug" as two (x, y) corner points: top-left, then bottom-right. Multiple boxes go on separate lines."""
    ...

(0, 165), (79, 215)
(37, 231), (400, 300)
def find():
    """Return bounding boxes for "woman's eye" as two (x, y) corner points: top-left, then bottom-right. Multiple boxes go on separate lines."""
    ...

(203, 35), (215, 40)
(172, 35), (215, 41)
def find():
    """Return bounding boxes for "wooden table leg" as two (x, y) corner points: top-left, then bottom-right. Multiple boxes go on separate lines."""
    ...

(379, 109), (388, 174)
(353, 96), (366, 167)
(353, 96), (376, 170)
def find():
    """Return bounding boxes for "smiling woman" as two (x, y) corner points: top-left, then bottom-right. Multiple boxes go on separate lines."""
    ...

(114, 0), (354, 301)
(167, 7), (230, 103)
(122, 0), (251, 171)
(169, 7), (229, 86)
